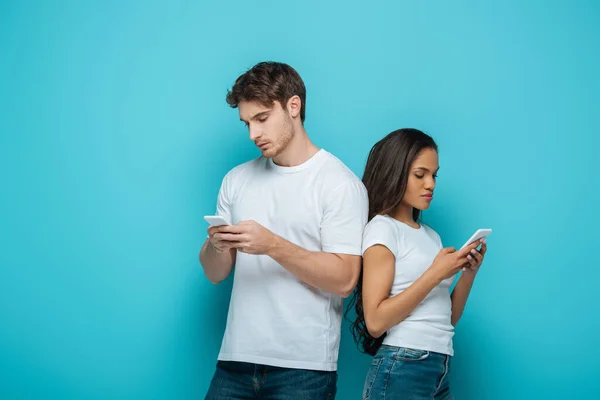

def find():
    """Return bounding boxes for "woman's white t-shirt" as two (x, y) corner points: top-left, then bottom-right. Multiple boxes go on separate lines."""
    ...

(362, 215), (455, 356)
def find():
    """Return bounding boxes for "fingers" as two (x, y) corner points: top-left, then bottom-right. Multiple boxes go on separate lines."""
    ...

(214, 221), (260, 233)
(479, 241), (487, 257)
(214, 233), (244, 242)
(217, 225), (246, 234)
(211, 238), (240, 252)
(466, 252), (478, 268)
(461, 261), (470, 269)
(208, 220), (260, 238)
(470, 248), (483, 264)
(457, 240), (482, 258)
(208, 225), (238, 237)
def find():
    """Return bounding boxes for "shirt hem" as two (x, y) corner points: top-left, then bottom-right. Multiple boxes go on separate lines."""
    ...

(381, 340), (454, 356)
(217, 353), (337, 371)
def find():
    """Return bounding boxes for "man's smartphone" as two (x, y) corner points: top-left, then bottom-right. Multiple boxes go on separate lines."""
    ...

(204, 215), (231, 227)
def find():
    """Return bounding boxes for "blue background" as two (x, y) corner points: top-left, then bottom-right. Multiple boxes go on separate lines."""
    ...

(1, 1), (599, 398)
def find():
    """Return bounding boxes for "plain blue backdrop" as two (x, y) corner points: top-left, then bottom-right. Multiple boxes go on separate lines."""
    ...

(1, 0), (599, 398)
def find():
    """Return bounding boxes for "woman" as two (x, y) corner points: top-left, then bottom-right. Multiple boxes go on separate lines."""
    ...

(348, 128), (488, 399)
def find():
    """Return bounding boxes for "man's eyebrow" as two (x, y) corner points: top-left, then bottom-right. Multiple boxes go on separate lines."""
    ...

(240, 111), (270, 123)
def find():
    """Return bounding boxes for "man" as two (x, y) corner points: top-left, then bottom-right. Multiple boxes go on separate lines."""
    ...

(200, 61), (368, 399)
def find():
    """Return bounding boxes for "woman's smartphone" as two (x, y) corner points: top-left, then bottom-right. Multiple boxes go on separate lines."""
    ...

(460, 228), (492, 250)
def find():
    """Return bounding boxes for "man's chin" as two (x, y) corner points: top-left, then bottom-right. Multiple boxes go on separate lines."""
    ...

(261, 148), (279, 159)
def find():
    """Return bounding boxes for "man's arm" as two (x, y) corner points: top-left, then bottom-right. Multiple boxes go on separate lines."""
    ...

(210, 179), (367, 296)
(268, 235), (360, 298)
(199, 231), (237, 284)
(215, 221), (361, 297)
(200, 168), (237, 284)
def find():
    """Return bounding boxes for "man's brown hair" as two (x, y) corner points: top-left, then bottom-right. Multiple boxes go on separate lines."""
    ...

(226, 62), (307, 123)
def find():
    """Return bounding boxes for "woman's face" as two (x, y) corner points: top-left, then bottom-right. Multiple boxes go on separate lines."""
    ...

(402, 148), (439, 211)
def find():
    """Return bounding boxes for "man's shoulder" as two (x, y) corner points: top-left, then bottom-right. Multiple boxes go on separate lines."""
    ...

(224, 156), (266, 182)
(319, 150), (363, 185)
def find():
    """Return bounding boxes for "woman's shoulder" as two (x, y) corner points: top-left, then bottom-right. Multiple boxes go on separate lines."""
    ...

(422, 223), (442, 246)
(365, 214), (399, 233)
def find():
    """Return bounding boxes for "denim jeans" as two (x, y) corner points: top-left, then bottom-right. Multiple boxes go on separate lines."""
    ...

(362, 345), (453, 400)
(205, 361), (337, 400)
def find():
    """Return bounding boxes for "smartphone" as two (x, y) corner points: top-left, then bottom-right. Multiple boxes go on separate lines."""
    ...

(460, 228), (492, 250)
(204, 215), (231, 227)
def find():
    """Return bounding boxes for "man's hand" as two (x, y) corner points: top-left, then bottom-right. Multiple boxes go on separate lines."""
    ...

(207, 225), (238, 253)
(215, 220), (277, 255)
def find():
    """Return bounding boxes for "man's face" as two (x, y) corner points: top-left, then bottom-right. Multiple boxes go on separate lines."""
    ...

(238, 100), (294, 159)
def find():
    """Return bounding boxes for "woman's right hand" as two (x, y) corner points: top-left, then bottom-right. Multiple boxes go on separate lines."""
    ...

(429, 240), (483, 282)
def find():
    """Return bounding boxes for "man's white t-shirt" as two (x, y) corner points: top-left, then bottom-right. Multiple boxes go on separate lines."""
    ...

(214, 149), (368, 371)
(362, 215), (455, 356)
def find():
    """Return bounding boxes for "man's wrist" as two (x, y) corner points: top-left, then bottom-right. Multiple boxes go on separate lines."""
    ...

(208, 240), (223, 253)
(266, 233), (283, 258)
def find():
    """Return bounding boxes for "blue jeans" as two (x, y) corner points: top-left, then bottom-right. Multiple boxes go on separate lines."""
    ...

(363, 345), (453, 400)
(205, 361), (338, 400)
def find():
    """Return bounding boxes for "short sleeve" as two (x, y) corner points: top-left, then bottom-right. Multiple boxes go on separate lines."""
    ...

(215, 172), (233, 224)
(320, 180), (368, 255)
(362, 216), (399, 257)
(434, 231), (442, 248)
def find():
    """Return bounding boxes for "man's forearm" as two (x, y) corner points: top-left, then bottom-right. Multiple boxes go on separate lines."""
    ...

(199, 239), (236, 284)
(266, 235), (359, 298)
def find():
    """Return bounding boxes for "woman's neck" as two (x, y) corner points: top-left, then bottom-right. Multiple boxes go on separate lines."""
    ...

(390, 203), (420, 229)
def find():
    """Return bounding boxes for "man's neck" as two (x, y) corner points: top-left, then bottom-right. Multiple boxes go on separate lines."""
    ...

(272, 127), (320, 167)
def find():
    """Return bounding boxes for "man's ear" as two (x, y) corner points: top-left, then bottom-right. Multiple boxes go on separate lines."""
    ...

(286, 95), (302, 119)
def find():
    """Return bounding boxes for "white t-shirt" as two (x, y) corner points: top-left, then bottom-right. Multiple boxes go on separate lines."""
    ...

(214, 149), (368, 371)
(362, 215), (455, 356)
